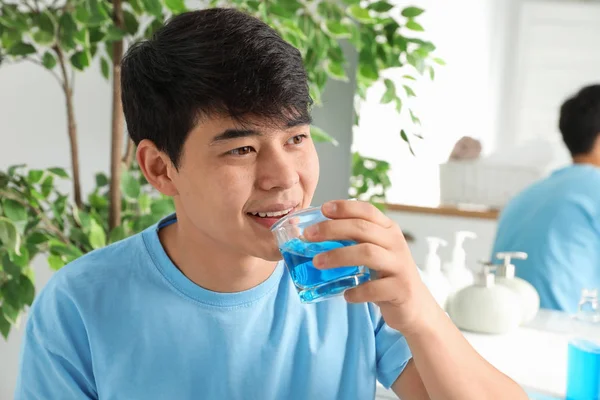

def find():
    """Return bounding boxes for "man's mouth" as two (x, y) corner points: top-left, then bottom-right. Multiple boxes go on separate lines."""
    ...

(248, 208), (294, 218)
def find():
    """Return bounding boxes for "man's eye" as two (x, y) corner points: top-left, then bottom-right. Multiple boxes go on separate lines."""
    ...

(228, 146), (254, 156)
(287, 135), (307, 145)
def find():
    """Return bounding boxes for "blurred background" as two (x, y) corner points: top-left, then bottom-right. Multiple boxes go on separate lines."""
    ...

(1, 0), (599, 399)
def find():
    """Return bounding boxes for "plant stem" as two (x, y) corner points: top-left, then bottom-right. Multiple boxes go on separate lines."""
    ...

(108, 0), (125, 230)
(54, 46), (83, 209)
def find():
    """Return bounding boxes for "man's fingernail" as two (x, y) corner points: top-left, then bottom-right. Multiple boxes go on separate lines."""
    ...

(305, 225), (318, 237)
(313, 253), (326, 267)
(323, 202), (336, 214)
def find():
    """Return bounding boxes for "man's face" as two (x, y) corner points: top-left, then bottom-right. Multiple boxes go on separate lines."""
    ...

(169, 114), (319, 261)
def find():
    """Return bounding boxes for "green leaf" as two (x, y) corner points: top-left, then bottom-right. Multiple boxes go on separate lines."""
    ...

(9, 245), (29, 268)
(311, 126), (339, 146)
(105, 25), (125, 42)
(88, 27), (105, 43)
(368, 1), (394, 13)
(88, 0), (111, 25)
(8, 165), (25, 177)
(429, 65), (435, 80)
(2, 253), (21, 277)
(19, 275), (35, 306)
(381, 79), (396, 104)
(0, 217), (21, 254)
(132, 215), (156, 233)
(74, 4), (91, 23)
(27, 170), (44, 184)
(41, 52), (57, 69)
(48, 167), (69, 178)
(70, 51), (91, 71)
(73, 28), (90, 47)
(32, 31), (54, 45)
(58, 14), (77, 50)
(88, 193), (108, 209)
(0, 311), (10, 339)
(150, 198), (174, 217)
(406, 21), (424, 32)
(40, 175), (54, 198)
(123, 11), (139, 35)
(410, 109), (421, 125)
(121, 170), (141, 200)
(0, 172), (8, 189)
(37, 11), (55, 35)
(47, 254), (65, 270)
(7, 42), (36, 56)
(324, 21), (351, 39)
(383, 20), (400, 44)
(403, 85), (416, 97)
(347, 5), (374, 24)
(88, 219), (106, 249)
(165, 0), (187, 13)
(324, 60), (347, 81)
(2, 302), (20, 325)
(142, 0), (163, 18)
(138, 194), (151, 213)
(27, 232), (48, 246)
(401, 7), (425, 18)
(127, 0), (143, 15)
(95, 172), (109, 187)
(98, 57), (110, 80)
(400, 129), (415, 155)
(143, 18), (163, 38)
(108, 225), (127, 244)
(433, 57), (446, 66)
(3, 199), (27, 223)
(395, 97), (402, 113)
(358, 64), (379, 82)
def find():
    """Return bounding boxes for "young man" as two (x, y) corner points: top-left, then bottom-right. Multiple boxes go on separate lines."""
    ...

(16, 9), (527, 399)
(492, 84), (600, 313)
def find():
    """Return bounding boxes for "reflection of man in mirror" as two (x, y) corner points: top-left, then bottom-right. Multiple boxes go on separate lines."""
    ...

(491, 84), (600, 314)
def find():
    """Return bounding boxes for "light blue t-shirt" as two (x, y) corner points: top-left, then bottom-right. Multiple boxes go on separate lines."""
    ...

(16, 214), (411, 400)
(491, 164), (600, 313)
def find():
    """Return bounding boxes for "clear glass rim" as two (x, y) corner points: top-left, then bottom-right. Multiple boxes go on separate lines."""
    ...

(270, 206), (322, 232)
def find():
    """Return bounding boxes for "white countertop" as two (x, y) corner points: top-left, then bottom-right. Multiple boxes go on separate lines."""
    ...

(376, 309), (600, 399)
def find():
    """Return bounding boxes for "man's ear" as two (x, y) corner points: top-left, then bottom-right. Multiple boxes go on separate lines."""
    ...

(136, 139), (178, 197)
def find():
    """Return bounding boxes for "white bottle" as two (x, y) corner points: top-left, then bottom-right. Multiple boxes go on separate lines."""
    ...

(443, 231), (476, 293)
(447, 262), (522, 334)
(494, 252), (540, 324)
(421, 237), (452, 309)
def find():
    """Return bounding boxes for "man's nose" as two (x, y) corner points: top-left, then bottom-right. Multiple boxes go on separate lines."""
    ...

(255, 148), (299, 191)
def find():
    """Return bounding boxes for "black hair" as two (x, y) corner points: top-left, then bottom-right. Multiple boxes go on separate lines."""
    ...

(121, 8), (312, 167)
(558, 84), (600, 156)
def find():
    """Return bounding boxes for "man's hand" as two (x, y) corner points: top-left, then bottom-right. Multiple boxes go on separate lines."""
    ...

(304, 199), (434, 334)
(305, 199), (528, 400)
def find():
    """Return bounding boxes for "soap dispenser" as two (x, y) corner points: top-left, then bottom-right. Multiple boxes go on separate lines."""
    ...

(494, 252), (540, 324)
(447, 261), (522, 334)
(421, 237), (452, 309)
(443, 231), (477, 293)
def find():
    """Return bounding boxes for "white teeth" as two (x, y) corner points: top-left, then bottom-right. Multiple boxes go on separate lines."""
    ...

(251, 208), (293, 218)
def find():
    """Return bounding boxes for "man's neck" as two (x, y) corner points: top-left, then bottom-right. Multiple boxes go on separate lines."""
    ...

(573, 153), (600, 167)
(158, 220), (278, 293)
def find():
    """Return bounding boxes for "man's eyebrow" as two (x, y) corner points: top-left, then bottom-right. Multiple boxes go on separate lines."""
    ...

(210, 115), (312, 144)
(210, 129), (261, 144)
(287, 114), (313, 127)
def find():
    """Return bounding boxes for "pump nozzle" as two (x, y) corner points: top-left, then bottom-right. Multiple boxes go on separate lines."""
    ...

(444, 231), (477, 272)
(495, 252), (528, 279)
(475, 260), (497, 288)
(423, 237), (447, 273)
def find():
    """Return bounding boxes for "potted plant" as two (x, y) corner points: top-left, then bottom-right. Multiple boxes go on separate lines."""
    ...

(0, 0), (440, 339)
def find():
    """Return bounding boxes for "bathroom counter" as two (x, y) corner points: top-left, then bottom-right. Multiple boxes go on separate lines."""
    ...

(376, 310), (599, 399)
(384, 203), (500, 220)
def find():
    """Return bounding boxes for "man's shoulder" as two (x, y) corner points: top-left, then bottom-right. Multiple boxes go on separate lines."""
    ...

(30, 230), (151, 317)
